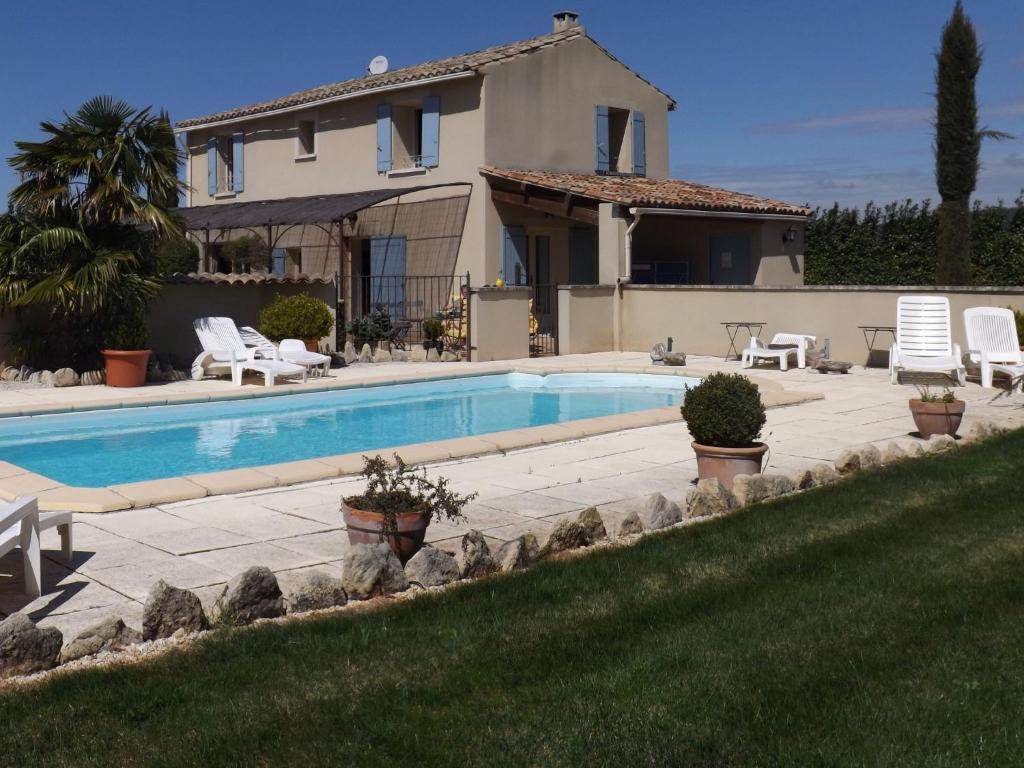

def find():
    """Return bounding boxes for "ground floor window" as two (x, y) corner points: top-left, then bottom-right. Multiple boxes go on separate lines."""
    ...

(569, 226), (598, 284)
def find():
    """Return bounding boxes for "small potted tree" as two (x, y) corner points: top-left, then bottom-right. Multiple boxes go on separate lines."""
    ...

(681, 372), (767, 489)
(909, 387), (965, 439)
(259, 293), (334, 352)
(100, 301), (152, 388)
(342, 455), (476, 563)
(422, 318), (444, 352)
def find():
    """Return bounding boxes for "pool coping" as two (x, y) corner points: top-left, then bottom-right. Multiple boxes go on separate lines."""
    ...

(0, 364), (821, 512)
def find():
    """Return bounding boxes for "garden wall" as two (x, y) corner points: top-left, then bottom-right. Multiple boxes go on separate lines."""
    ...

(469, 286), (529, 362)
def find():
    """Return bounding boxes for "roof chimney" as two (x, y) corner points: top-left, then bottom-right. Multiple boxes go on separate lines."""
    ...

(552, 10), (580, 33)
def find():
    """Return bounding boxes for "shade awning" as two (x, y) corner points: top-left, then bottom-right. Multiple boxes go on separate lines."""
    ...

(174, 183), (467, 230)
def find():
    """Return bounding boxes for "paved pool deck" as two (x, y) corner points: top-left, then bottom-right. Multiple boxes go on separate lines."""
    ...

(1, 352), (1022, 643)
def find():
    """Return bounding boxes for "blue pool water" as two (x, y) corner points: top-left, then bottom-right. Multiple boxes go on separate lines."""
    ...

(0, 373), (695, 487)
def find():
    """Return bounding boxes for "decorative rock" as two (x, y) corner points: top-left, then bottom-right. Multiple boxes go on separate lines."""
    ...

(576, 507), (607, 541)
(59, 617), (141, 664)
(426, 347), (441, 363)
(642, 492), (683, 530)
(926, 434), (957, 453)
(810, 463), (840, 486)
(0, 613), (62, 679)
(392, 350), (409, 362)
(787, 468), (814, 490)
(441, 351), (459, 362)
(617, 510), (645, 537)
(26, 370), (45, 383)
(17, 364), (32, 381)
(410, 347), (428, 362)
(858, 444), (883, 469)
(213, 566), (286, 625)
(661, 351), (687, 366)
(142, 580), (209, 641)
(734, 473), (795, 506)
(685, 478), (738, 519)
(904, 441), (925, 457)
(286, 570), (348, 613)
(495, 534), (539, 572)
(358, 343), (372, 363)
(342, 543), (409, 599)
(343, 341), (358, 365)
(372, 348), (393, 363)
(455, 530), (497, 578)
(539, 519), (592, 557)
(52, 367), (80, 387)
(1, 366), (20, 381)
(834, 450), (861, 475)
(404, 546), (460, 587)
(80, 369), (105, 385)
(41, 370), (57, 386)
(882, 442), (907, 464)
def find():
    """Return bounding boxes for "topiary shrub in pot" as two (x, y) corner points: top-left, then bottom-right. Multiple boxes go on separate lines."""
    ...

(259, 293), (334, 352)
(681, 372), (767, 489)
(422, 318), (444, 352)
(101, 301), (151, 388)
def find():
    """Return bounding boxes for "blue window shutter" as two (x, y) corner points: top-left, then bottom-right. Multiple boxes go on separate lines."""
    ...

(376, 104), (392, 172)
(231, 130), (244, 192)
(501, 225), (528, 286)
(632, 111), (646, 176)
(207, 137), (217, 196)
(271, 249), (286, 276)
(369, 236), (406, 318)
(421, 96), (440, 167)
(594, 105), (610, 173)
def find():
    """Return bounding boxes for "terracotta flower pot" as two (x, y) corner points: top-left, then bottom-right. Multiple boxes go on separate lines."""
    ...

(101, 349), (151, 388)
(909, 399), (965, 439)
(303, 339), (319, 353)
(342, 500), (430, 563)
(692, 441), (768, 490)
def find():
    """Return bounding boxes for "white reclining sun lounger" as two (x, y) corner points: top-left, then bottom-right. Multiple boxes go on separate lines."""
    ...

(238, 326), (331, 378)
(964, 306), (1024, 391)
(742, 333), (816, 371)
(191, 317), (306, 387)
(890, 295), (966, 386)
(0, 496), (73, 597)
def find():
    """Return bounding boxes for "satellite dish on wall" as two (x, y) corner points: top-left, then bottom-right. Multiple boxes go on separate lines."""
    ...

(368, 55), (389, 75)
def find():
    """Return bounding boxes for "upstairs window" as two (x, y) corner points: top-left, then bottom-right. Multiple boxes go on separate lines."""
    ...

(207, 131), (244, 195)
(216, 135), (234, 192)
(296, 118), (316, 158)
(595, 106), (645, 175)
(377, 96), (439, 173)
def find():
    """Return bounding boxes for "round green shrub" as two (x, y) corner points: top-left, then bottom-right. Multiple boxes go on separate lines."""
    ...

(422, 318), (444, 341)
(259, 294), (334, 341)
(680, 372), (765, 448)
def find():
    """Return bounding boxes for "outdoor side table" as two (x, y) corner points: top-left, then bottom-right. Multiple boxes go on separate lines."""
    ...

(858, 325), (896, 367)
(721, 321), (766, 361)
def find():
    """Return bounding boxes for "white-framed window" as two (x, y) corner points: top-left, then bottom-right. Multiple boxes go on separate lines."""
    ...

(215, 135), (234, 193)
(295, 117), (317, 159)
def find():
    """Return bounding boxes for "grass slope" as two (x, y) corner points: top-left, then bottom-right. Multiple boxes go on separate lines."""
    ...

(4, 432), (1024, 766)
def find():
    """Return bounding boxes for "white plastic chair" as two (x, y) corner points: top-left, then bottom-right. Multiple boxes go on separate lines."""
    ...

(238, 326), (331, 377)
(191, 317), (306, 387)
(742, 333), (816, 371)
(890, 296), (966, 386)
(964, 306), (1024, 390)
(0, 497), (73, 597)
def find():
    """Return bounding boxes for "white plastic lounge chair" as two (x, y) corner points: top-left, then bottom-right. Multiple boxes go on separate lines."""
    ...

(191, 317), (306, 387)
(0, 497), (73, 597)
(742, 333), (816, 371)
(238, 326), (331, 378)
(964, 306), (1024, 390)
(890, 295), (966, 386)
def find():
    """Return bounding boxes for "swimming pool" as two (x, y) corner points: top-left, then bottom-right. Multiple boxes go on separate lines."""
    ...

(0, 372), (695, 487)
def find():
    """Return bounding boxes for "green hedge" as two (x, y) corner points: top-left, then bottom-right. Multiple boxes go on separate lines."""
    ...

(805, 197), (1024, 286)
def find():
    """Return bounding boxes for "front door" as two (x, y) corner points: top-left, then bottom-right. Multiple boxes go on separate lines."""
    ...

(708, 234), (752, 285)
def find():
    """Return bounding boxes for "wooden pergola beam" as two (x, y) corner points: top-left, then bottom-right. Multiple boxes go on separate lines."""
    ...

(490, 188), (598, 226)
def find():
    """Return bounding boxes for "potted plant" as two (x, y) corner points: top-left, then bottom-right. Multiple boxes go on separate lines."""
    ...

(681, 372), (767, 489)
(422, 318), (444, 352)
(346, 305), (395, 352)
(259, 293), (334, 352)
(909, 387), (964, 439)
(342, 455), (476, 563)
(100, 301), (151, 388)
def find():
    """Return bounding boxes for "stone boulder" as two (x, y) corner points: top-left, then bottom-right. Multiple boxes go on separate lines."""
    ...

(287, 570), (348, 613)
(343, 341), (358, 365)
(685, 478), (739, 519)
(495, 534), (539, 572)
(59, 617), (141, 664)
(426, 347), (441, 363)
(26, 370), (45, 383)
(409, 347), (428, 362)
(80, 369), (105, 386)
(539, 519), (592, 558)
(52, 367), (80, 387)
(926, 434), (957, 453)
(810, 463), (840, 486)
(0, 613), (62, 679)
(858, 444), (883, 469)
(372, 348), (393, 363)
(213, 567), (286, 625)
(392, 350), (409, 362)
(904, 441), (925, 457)
(787, 468), (814, 490)
(40, 371), (56, 386)
(441, 351), (459, 362)
(142, 580), (209, 641)
(732, 473), (795, 506)
(455, 530), (497, 578)
(834, 450), (861, 475)
(342, 543), (409, 599)
(616, 510), (645, 537)
(576, 507), (607, 541)
(882, 442), (907, 464)
(404, 546), (460, 587)
(640, 493), (683, 530)
(358, 344), (372, 363)
(0, 366), (18, 382)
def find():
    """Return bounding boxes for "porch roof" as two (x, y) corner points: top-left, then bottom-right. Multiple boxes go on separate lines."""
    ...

(480, 166), (811, 217)
(174, 184), (465, 230)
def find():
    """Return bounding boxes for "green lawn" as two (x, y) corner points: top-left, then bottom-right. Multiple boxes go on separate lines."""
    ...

(4, 432), (1024, 766)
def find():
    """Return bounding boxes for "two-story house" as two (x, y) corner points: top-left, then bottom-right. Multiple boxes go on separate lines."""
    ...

(175, 11), (809, 352)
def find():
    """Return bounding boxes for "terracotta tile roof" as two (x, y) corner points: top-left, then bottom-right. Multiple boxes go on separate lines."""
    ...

(162, 272), (335, 286)
(480, 166), (811, 217)
(179, 27), (641, 129)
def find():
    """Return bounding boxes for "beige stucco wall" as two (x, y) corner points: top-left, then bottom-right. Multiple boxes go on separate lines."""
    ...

(557, 285), (615, 354)
(469, 287), (530, 361)
(615, 286), (1024, 364)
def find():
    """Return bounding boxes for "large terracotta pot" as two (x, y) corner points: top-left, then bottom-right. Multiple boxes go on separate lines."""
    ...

(692, 441), (768, 490)
(303, 339), (319, 353)
(909, 399), (965, 439)
(342, 500), (430, 563)
(101, 349), (150, 388)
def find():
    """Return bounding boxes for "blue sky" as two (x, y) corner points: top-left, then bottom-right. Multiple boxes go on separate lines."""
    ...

(1, 0), (1021, 210)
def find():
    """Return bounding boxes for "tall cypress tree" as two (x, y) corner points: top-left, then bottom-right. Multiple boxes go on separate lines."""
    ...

(934, 1), (980, 285)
